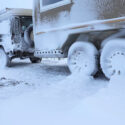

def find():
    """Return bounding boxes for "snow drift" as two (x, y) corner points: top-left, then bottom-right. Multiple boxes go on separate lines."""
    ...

(0, 66), (125, 125)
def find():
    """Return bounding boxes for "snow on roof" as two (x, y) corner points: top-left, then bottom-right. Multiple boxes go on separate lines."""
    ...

(0, 8), (32, 21)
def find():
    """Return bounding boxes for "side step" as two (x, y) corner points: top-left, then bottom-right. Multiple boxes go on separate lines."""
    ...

(34, 49), (65, 58)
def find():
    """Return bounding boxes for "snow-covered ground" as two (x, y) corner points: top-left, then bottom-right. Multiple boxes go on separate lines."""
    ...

(0, 59), (125, 125)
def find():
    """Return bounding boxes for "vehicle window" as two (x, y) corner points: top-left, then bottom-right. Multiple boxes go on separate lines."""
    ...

(40, 0), (71, 12)
(20, 16), (32, 31)
(42, 0), (63, 6)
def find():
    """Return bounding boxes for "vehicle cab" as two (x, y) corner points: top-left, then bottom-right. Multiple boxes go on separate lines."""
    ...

(0, 8), (41, 67)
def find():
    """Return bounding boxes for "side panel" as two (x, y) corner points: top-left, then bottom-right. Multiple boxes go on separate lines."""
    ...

(33, 0), (125, 53)
(0, 20), (11, 35)
(0, 19), (13, 52)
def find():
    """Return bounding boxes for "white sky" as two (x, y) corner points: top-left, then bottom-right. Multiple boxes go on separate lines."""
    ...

(0, 0), (33, 10)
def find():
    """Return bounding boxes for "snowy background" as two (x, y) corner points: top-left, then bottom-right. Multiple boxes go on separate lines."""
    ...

(0, 0), (32, 9)
(0, 0), (125, 125)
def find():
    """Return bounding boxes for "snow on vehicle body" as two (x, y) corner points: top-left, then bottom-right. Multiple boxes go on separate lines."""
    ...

(0, 8), (41, 67)
(33, 0), (125, 79)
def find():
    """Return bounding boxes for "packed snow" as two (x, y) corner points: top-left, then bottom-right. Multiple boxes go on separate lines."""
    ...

(0, 59), (125, 125)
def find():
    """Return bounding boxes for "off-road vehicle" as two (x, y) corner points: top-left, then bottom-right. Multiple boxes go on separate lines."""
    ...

(0, 8), (41, 67)
(33, 0), (125, 79)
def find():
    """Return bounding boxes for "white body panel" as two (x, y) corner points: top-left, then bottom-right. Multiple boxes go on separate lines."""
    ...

(0, 20), (10, 35)
(33, 0), (125, 57)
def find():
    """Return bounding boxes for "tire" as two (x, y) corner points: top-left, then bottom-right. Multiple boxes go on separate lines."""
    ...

(24, 24), (34, 47)
(30, 57), (42, 63)
(0, 48), (11, 68)
(100, 39), (125, 79)
(68, 42), (98, 76)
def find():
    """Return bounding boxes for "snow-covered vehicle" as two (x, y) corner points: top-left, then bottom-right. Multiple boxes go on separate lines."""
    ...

(33, 0), (125, 79)
(0, 8), (41, 67)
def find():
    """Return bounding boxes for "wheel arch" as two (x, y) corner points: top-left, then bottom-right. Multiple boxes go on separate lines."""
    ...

(62, 32), (98, 57)
(62, 33), (80, 57)
(62, 29), (125, 57)
(0, 45), (8, 53)
(0, 45), (4, 49)
(101, 29), (125, 48)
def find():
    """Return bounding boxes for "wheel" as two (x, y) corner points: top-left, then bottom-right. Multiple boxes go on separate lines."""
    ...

(68, 42), (98, 76)
(0, 48), (11, 68)
(24, 24), (34, 47)
(100, 39), (125, 79)
(30, 57), (41, 63)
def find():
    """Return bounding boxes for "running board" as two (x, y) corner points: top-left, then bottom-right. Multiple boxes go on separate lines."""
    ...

(34, 49), (66, 58)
